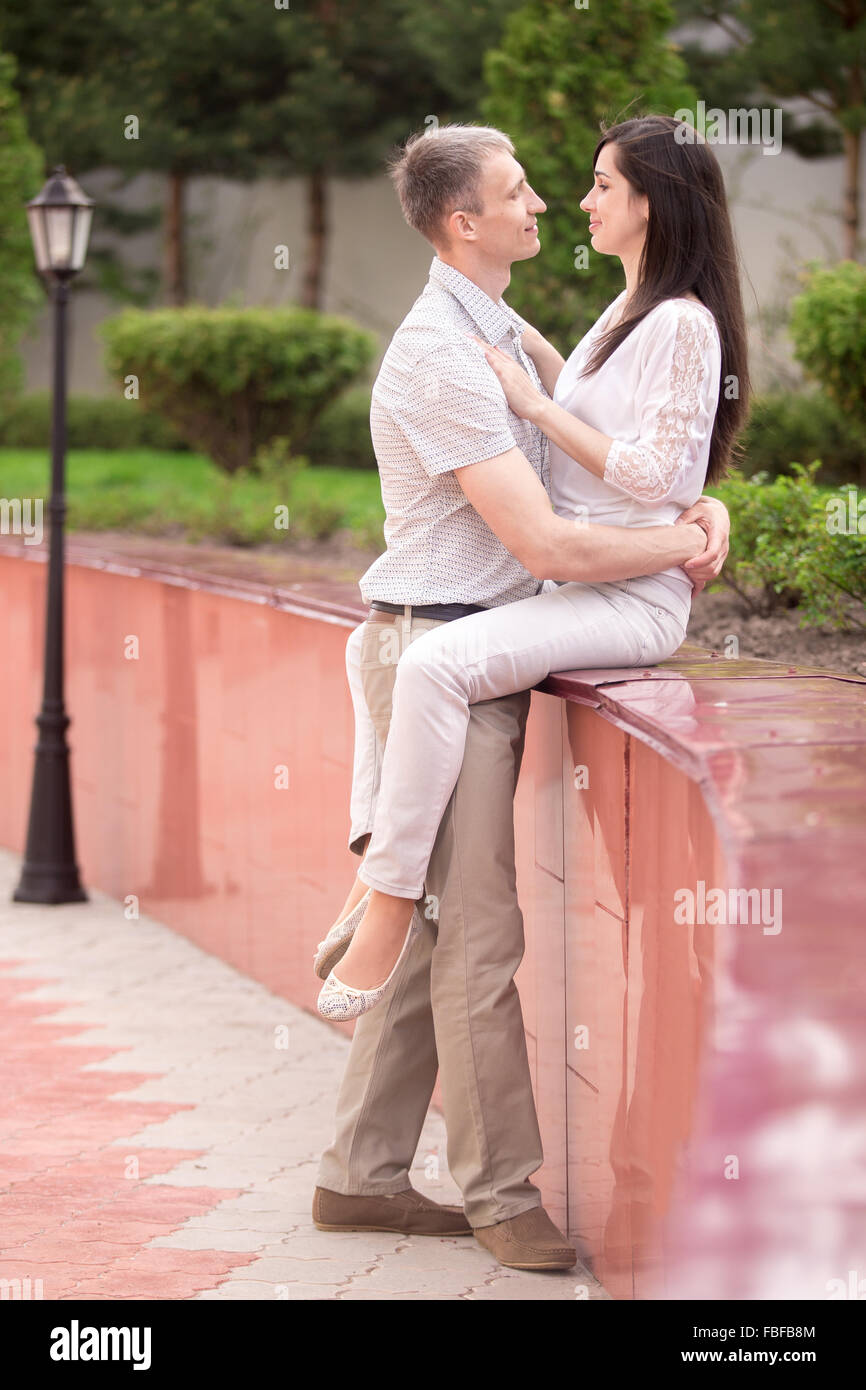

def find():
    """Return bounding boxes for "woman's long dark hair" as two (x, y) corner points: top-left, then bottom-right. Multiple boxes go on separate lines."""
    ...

(578, 114), (750, 484)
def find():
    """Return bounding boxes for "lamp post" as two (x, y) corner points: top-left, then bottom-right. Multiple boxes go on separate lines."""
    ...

(13, 166), (94, 905)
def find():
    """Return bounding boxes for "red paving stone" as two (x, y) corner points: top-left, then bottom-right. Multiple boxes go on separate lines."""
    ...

(0, 961), (259, 1299)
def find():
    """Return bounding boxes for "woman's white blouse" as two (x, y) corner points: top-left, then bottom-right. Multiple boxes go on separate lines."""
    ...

(550, 292), (723, 602)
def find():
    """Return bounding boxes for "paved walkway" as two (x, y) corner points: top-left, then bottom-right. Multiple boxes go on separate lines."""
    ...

(0, 849), (605, 1301)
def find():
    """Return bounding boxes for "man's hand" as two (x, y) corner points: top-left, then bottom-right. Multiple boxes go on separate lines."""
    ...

(676, 494), (730, 594)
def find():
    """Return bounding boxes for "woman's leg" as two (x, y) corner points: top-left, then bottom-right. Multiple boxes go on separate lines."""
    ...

(346, 622), (381, 854)
(336, 582), (685, 987)
(332, 623), (379, 925)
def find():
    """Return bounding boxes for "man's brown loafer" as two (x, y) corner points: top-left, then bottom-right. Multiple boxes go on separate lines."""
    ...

(312, 1185), (472, 1236)
(473, 1204), (577, 1270)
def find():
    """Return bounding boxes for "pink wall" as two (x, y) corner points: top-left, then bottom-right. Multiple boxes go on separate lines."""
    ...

(2, 538), (864, 1300)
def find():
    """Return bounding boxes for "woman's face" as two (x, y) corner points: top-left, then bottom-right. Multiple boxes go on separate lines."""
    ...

(579, 142), (649, 261)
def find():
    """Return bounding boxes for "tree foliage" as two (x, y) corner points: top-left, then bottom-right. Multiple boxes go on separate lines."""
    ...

(673, 1), (866, 258)
(481, 0), (696, 354)
(0, 48), (44, 403)
(0, 0), (521, 306)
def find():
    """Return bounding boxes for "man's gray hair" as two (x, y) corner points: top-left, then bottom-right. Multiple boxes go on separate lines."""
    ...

(387, 123), (515, 246)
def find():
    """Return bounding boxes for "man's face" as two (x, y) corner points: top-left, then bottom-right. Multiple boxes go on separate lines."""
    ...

(448, 151), (546, 265)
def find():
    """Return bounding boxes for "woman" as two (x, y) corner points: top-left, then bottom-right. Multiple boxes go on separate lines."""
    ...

(317, 113), (749, 1021)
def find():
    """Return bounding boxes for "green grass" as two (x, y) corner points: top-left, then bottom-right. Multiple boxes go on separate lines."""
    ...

(0, 448), (385, 547)
(0, 449), (841, 559)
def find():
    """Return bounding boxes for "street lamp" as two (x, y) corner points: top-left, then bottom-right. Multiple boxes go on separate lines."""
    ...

(13, 166), (94, 905)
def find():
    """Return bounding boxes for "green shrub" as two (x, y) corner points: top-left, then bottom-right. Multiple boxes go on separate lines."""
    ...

(172, 444), (346, 547)
(351, 515), (386, 554)
(738, 391), (865, 486)
(713, 460), (866, 630)
(0, 390), (187, 450)
(789, 261), (866, 486)
(303, 387), (376, 469)
(250, 435), (344, 542)
(99, 304), (377, 474)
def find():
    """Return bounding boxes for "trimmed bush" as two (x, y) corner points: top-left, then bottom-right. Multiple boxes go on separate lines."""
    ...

(0, 391), (187, 450)
(738, 392), (864, 486)
(712, 461), (866, 629)
(99, 304), (377, 473)
(303, 387), (376, 469)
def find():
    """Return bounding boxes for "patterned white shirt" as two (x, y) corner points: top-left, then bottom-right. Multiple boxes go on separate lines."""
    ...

(359, 255), (550, 607)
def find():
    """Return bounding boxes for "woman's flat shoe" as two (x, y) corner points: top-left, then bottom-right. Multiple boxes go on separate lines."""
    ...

(316, 908), (423, 1022)
(313, 888), (372, 981)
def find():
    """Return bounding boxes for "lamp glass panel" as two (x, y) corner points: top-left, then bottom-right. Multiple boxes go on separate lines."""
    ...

(70, 206), (93, 271)
(26, 208), (50, 271)
(45, 207), (74, 269)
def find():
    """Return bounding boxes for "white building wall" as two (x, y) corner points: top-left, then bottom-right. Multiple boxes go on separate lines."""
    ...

(18, 136), (865, 401)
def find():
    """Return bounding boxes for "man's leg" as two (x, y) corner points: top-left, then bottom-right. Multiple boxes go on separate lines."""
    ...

(316, 611), (542, 1214)
(426, 688), (545, 1227)
(317, 612), (452, 1196)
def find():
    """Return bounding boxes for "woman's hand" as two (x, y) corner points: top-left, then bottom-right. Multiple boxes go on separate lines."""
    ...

(468, 334), (546, 422)
(519, 323), (549, 362)
(675, 495), (731, 594)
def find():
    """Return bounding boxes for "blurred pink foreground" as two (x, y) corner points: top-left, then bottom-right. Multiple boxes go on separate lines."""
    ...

(1, 534), (864, 1301)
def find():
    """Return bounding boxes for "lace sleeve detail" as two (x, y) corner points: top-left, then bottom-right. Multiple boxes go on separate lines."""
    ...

(603, 306), (719, 501)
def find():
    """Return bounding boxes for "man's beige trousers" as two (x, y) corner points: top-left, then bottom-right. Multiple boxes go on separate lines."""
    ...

(316, 608), (544, 1227)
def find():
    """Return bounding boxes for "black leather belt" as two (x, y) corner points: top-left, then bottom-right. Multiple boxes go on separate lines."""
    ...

(369, 600), (487, 622)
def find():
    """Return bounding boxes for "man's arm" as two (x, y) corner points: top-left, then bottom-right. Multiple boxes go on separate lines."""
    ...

(390, 337), (727, 586)
(454, 446), (707, 584)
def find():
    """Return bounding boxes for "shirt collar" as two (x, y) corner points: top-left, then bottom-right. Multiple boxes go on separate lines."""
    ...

(428, 255), (524, 346)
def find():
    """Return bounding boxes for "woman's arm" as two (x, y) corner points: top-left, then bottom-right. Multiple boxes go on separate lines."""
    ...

(473, 335), (611, 476)
(519, 323), (566, 398)
(476, 305), (723, 503)
(523, 392), (610, 478)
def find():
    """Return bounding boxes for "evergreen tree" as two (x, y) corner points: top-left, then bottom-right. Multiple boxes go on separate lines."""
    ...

(0, 48), (44, 402)
(482, 0), (696, 353)
(0, 0), (522, 308)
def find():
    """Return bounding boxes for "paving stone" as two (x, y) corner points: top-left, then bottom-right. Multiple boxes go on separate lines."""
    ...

(467, 1272), (609, 1300)
(338, 1290), (461, 1300)
(257, 1232), (405, 1260)
(0, 847), (599, 1303)
(194, 1281), (346, 1300)
(233, 1254), (365, 1285)
(149, 1228), (274, 1252)
(343, 1261), (509, 1296)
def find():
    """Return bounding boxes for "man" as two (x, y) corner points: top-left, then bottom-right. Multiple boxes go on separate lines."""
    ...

(314, 123), (729, 1271)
